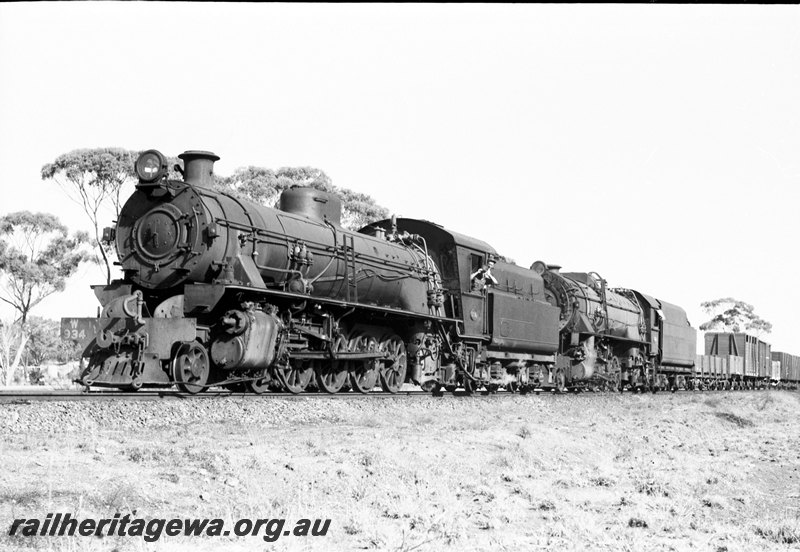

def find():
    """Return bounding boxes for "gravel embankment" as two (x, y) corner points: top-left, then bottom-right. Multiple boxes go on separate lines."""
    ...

(1, 391), (798, 551)
(0, 394), (528, 434)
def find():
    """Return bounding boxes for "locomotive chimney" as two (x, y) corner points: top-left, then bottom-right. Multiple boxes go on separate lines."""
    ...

(178, 150), (220, 188)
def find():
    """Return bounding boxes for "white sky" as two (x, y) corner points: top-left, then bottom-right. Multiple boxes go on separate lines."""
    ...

(0, 4), (798, 353)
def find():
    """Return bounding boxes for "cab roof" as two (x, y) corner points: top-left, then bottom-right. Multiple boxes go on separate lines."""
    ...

(361, 218), (498, 255)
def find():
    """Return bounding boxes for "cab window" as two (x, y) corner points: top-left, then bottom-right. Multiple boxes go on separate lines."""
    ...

(470, 254), (483, 274)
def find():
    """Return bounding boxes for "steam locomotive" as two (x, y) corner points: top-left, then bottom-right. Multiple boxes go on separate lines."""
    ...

(62, 149), (698, 394)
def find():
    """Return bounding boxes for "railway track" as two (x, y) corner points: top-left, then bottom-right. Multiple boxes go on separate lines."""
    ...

(0, 385), (785, 403)
(0, 388), (436, 403)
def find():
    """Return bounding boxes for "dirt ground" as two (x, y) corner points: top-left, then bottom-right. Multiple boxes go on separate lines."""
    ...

(0, 390), (798, 551)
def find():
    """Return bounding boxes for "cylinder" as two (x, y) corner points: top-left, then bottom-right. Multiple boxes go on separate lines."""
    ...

(210, 310), (282, 370)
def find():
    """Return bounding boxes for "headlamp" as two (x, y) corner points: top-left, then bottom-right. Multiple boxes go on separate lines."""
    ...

(135, 150), (168, 183)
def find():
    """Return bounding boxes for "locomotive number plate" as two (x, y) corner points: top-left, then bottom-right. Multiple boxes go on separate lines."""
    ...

(60, 318), (101, 348)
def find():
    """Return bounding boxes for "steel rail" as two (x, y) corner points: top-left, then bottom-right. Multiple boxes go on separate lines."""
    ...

(0, 386), (783, 403)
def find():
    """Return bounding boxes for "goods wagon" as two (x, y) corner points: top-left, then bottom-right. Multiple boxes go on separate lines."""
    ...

(693, 354), (744, 389)
(772, 351), (800, 384)
(705, 332), (771, 380)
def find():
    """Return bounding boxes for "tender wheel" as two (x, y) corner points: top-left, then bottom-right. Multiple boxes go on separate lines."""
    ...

(316, 336), (350, 394)
(379, 335), (407, 394)
(276, 360), (313, 394)
(172, 341), (210, 394)
(463, 376), (475, 395)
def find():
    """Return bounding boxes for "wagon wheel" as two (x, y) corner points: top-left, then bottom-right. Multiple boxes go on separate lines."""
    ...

(276, 360), (313, 394)
(379, 335), (407, 394)
(247, 370), (271, 395)
(462, 376), (475, 395)
(316, 335), (350, 394)
(349, 333), (380, 394)
(172, 341), (210, 394)
(553, 369), (567, 394)
(608, 357), (623, 393)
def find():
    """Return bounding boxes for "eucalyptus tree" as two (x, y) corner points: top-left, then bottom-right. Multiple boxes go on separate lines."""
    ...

(699, 298), (772, 336)
(0, 212), (89, 384)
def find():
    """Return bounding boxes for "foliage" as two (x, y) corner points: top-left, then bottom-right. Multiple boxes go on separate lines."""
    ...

(699, 298), (772, 335)
(25, 316), (82, 366)
(216, 166), (388, 231)
(0, 213), (90, 385)
(215, 166), (333, 205)
(41, 148), (138, 283)
(215, 166), (281, 205)
(0, 321), (22, 386)
(165, 154), (186, 181)
(337, 187), (391, 231)
(0, 212), (90, 324)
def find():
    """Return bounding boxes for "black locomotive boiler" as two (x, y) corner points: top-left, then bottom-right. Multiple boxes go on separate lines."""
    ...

(62, 149), (697, 394)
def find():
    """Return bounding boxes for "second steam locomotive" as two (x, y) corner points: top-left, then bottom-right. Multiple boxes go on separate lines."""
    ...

(63, 149), (698, 394)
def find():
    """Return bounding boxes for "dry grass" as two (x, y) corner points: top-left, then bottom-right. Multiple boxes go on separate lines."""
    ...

(0, 391), (799, 551)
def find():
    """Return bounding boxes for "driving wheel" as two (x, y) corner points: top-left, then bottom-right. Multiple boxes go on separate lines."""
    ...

(350, 333), (380, 394)
(276, 360), (313, 394)
(316, 335), (350, 393)
(379, 335), (407, 394)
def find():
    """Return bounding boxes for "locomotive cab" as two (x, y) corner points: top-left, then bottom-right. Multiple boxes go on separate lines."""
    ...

(362, 218), (560, 391)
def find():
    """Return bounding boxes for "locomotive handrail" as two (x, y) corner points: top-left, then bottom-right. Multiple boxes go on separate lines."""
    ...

(252, 263), (304, 279)
(212, 214), (432, 285)
(218, 284), (460, 322)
